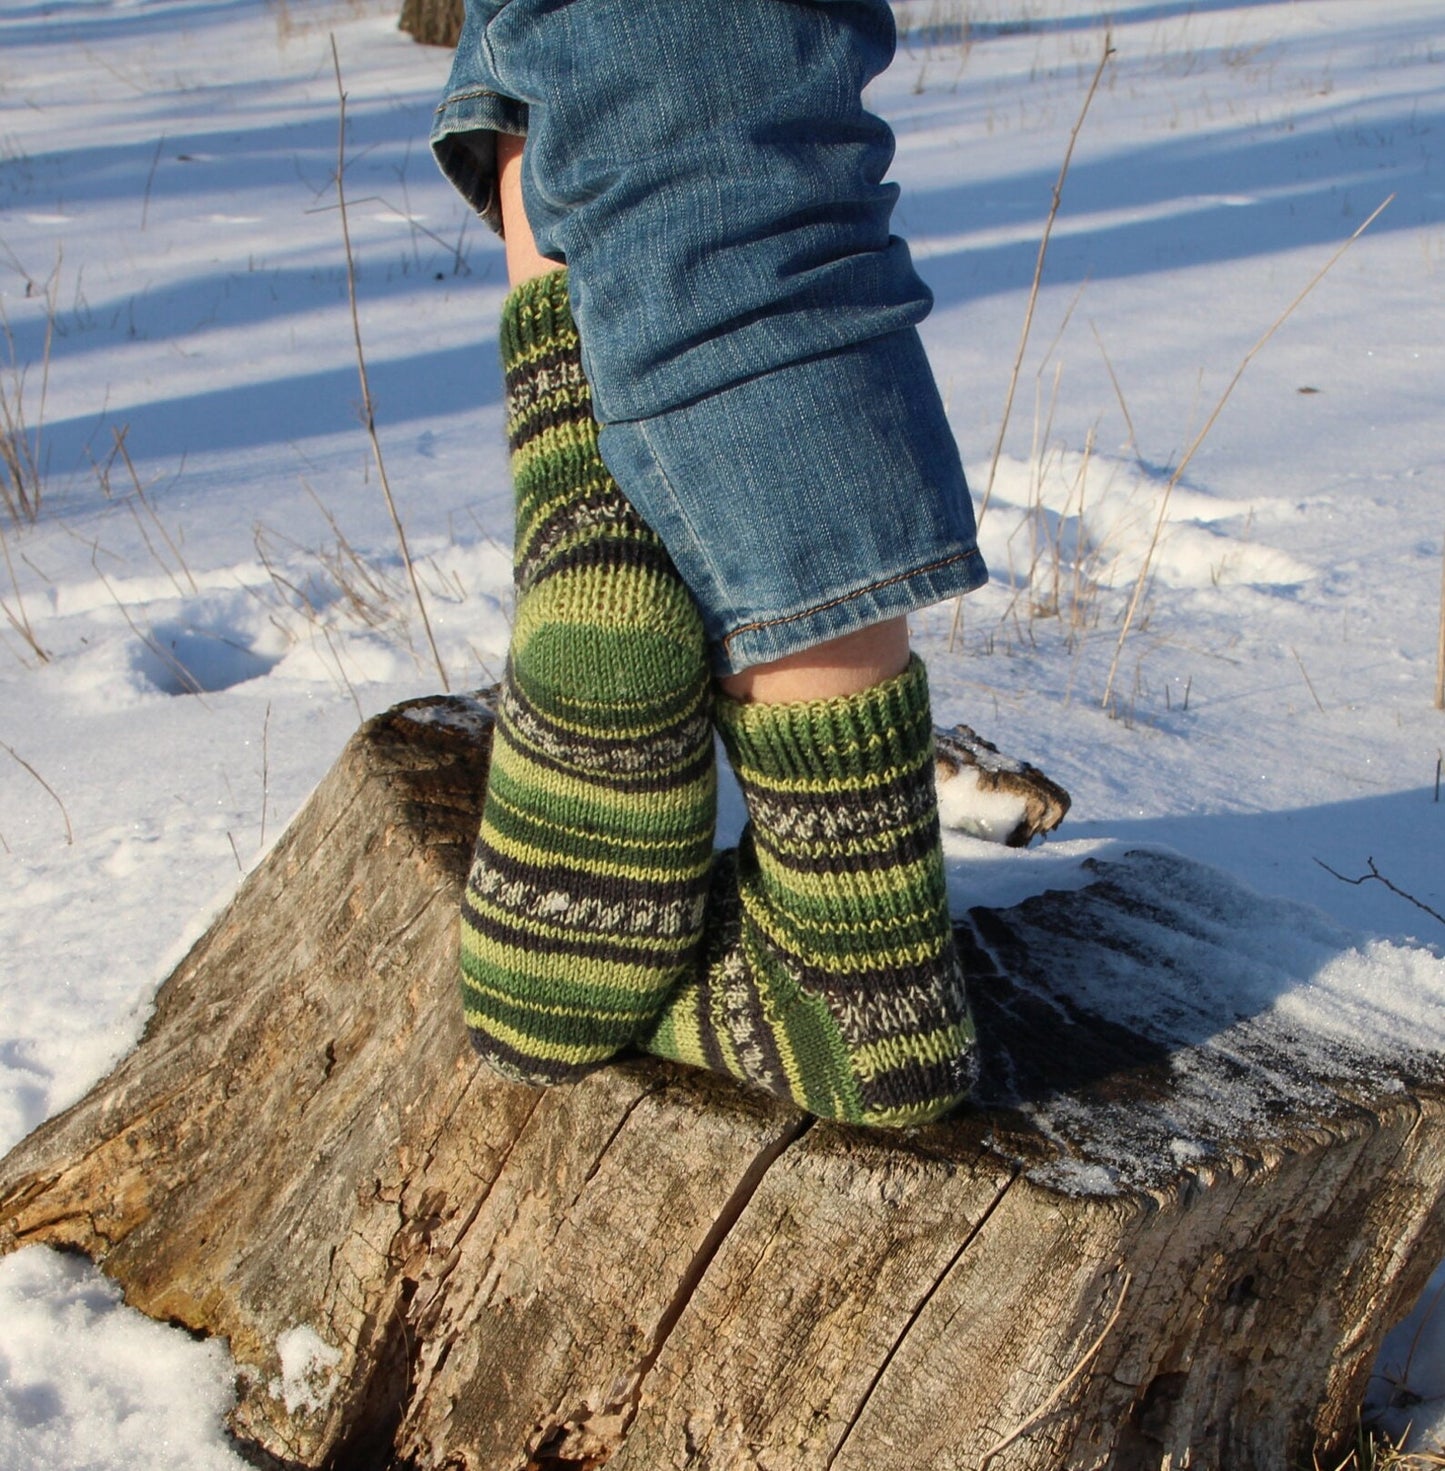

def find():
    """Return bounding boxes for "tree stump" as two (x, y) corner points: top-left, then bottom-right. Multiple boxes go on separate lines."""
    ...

(399, 0), (463, 49)
(1, 694), (1443, 1470)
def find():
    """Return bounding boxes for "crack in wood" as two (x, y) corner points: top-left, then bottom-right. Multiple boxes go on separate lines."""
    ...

(415, 1089), (547, 1319)
(367, 884), (449, 963)
(979, 1266), (1133, 1469)
(340, 1090), (551, 1468)
(571, 1081), (667, 1212)
(585, 1113), (815, 1461)
(822, 1162), (1021, 1471)
(414, 1048), (513, 1183)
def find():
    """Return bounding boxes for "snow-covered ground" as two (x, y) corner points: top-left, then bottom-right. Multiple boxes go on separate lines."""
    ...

(0, 0), (1442, 1463)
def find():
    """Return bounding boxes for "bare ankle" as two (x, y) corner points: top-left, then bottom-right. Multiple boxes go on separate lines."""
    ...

(719, 616), (911, 704)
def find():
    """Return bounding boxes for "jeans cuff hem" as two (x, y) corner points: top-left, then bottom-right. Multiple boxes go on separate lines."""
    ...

(714, 549), (988, 675)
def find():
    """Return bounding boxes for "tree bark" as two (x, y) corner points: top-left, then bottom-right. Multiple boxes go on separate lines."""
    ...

(1, 693), (1442, 1470)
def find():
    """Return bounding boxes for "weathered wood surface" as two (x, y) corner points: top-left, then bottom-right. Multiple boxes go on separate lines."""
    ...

(2, 694), (1443, 1471)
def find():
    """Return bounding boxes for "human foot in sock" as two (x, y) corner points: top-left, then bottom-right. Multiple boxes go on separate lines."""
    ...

(645, 656), (976, 1128)
(460, 272), (716, 1084)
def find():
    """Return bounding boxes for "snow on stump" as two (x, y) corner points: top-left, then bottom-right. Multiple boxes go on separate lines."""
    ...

(1, 693), (1443, 1470)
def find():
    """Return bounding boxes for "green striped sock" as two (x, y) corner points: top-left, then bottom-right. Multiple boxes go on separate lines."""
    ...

(644, 656), (977, 1127)
(461, 272), (716, 1084)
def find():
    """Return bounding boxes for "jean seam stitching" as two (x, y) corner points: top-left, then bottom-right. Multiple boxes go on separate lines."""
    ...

(436, 87), (513, 111)
(719, 548), (982, 650)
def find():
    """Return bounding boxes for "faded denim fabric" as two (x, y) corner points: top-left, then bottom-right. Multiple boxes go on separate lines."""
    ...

(432, 0), (987, 672)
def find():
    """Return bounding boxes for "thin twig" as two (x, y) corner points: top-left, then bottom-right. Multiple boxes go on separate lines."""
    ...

(2, 737), (72, 844)
(122, 495), (185, 596)
(1102, 194), (1394, 707)
(0, 273), (54, 526)
(1315, 857), (1445, 929)
(91, 556), (209, 701)
(980, 1270), (1133, 1468)
(140, 132), (166, 231)
(114, 426), (198, 594)
(330, 36), (449, 691)
(1090, 318), (1141, 461)
(303, 193), (473, 275)
(949, 31), (1113, 652)
(1291, 645), (1326, 713)
(321, 621), (364, 721)
(1036, 274), (1090, 381)
(0, 516), (47, 662)
(36, 261), (54, 493)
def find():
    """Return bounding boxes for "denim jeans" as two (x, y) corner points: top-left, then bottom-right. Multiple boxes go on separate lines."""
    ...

(432, 0), (988, 672)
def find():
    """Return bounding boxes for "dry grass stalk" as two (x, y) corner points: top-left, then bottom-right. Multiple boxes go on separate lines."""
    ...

(140, 133), (166, 232)
(0, 266), (56, 526)
(302, 483), (409, 632)
(1, 736), (72, 844)
(979, 31), (1112, 520)
(1333, 1433), (1445, 1469)
(251, 519), (365, 718)
(948, 30), (1114, 652)
(1090, 317), (1141, 461)
(112, 427), (198, 596)
(330, 36), (450, 692)
(1101, 193), (1395, 708)
(1067, 428), (1099, 643)
(90, 553), (208, 700)
(1292, 644), (1327, 713)
(0, 517), (48, 663)
(988, 421), (1115, 661)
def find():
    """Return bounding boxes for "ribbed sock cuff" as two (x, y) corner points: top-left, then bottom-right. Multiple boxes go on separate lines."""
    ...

(716, 654), (934, 785)
(500, 268), (575, 368)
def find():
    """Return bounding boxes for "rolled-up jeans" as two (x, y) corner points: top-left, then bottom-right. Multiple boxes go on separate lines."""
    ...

(432, 0), (988, 673)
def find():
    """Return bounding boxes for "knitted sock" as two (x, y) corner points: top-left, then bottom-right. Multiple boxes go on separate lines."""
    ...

(461, 271), (715, 1084)
(644, 656), (977, 1127)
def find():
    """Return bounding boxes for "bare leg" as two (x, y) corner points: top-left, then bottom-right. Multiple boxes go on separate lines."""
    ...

(719, 616), (910, 703)
(498, 134), (561, 287)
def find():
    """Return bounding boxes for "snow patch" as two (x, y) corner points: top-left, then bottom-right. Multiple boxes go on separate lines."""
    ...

(130, 621), (281, 696)
(396, 693), (500, 738)
(936, 765), (1031, 843)
(1368, 1261), (1445, 1453)
(0, 1248), (249, 1470)
(269, 1326), (343, 1416)
(973, 851), (1445, 1196)
(976, 451), (1316, 595)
